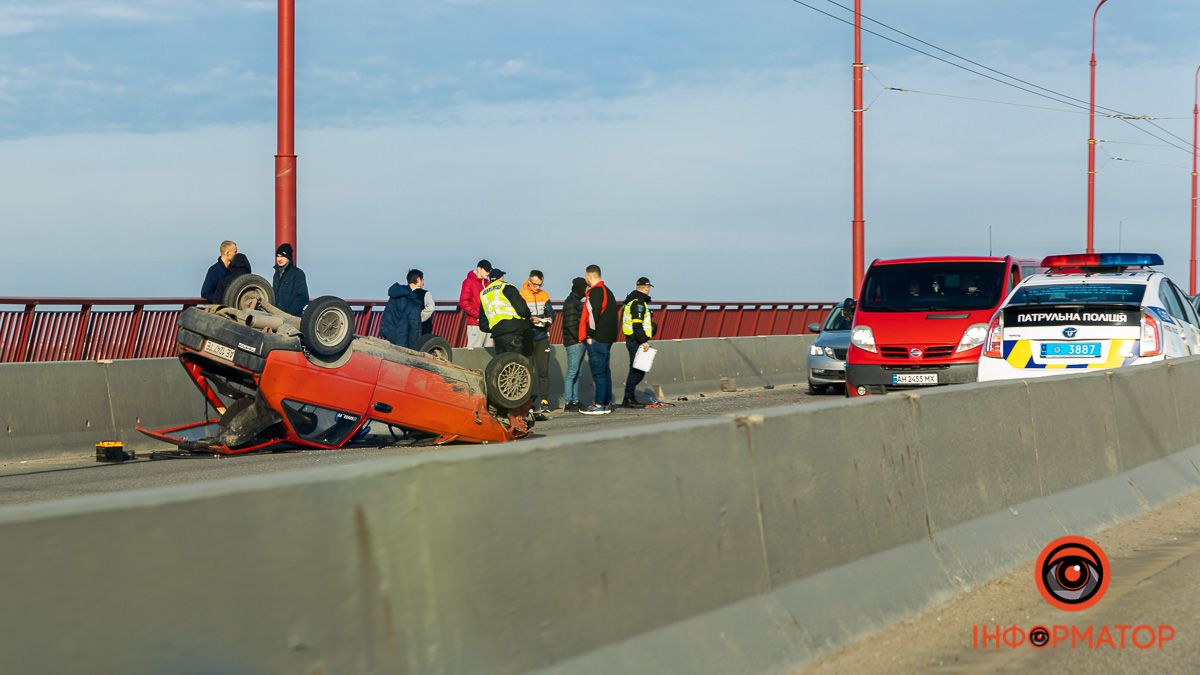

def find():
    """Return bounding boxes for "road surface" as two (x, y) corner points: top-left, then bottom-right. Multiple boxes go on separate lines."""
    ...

(0, 384), (826, 505)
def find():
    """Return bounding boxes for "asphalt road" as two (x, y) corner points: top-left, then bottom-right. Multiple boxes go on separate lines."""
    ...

(799, 488), (1200, 674)
(0, 384), (829, 506)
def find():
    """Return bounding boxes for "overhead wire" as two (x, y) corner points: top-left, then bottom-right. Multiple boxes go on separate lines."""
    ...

(786, 0), (1193, 155)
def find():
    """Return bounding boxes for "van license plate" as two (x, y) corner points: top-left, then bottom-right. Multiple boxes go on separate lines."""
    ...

(202, 340), (236, 361)
(893, 373), (938, 385)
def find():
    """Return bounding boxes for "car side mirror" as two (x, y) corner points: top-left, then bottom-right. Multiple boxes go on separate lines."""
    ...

(807, 322), (821, 333)
(841, 298), (856, 322)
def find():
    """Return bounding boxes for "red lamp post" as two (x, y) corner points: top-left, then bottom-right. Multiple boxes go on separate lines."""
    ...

(1191, 65), (1199, 295)
(851, 0), (865, 296)
(1085, 0), (1108, 255)
(275, 0), (297, 260)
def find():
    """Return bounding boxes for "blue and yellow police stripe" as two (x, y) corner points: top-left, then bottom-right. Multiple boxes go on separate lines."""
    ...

(1002, 339), (1132, 370)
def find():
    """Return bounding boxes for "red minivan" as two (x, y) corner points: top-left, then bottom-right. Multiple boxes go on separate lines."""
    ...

(844, 256), (1039, 397)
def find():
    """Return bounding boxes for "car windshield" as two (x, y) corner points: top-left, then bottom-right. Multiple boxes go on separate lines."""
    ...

(1009, 283), (1146, 305)
(823, 303), (851, 331)
(860, 262), (1006, 312)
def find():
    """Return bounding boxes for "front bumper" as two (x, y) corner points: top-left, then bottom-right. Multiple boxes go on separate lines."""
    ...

(807, 353), (846, 384)
(845, 361), (978, 396)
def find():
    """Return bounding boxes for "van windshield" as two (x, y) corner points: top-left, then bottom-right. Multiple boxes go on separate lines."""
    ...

(860, 262), (1006, 312)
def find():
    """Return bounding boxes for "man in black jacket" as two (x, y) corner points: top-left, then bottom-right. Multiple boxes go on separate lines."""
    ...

(578, 264), (619, 415)
(213, 253), (252, 305)
(380, 270), (423, 349)
(478, 268), (532, 355)
(560, 277), (588, 412)
(272, 243), (309, 317)
(622, 277), (656, 408)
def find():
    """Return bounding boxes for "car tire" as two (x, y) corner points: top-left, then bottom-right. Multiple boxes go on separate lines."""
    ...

(221, 273), (275, 310)
(415, 334), (453, 362)
(485, 352), (533, 409)
(300, 296), (355, 357)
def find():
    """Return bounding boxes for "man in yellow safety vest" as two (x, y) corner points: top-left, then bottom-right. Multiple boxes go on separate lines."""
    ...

(478, 268), (532, 355)
(621, 276), (657, 408)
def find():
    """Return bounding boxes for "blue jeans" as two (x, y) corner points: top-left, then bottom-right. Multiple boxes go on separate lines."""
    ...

(563, 343), (586, 403)
(587, 341), (613, 406)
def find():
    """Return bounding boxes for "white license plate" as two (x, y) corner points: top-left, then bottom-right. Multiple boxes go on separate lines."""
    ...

(202, 340), (236, 361)
(893, 373), (938, 385)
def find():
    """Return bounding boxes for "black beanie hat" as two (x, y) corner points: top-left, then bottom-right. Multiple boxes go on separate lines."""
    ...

(276, 242), (294, 261)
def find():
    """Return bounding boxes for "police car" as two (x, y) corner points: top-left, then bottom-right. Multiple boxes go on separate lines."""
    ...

(977, 253), (1200, 382)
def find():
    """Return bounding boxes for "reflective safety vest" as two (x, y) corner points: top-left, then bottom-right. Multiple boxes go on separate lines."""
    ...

(622, 298), (654, 337)
(480, 280), (520, 324)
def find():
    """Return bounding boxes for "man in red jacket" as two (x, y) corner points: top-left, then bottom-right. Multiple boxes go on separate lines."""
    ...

(459, 259), (493, 349)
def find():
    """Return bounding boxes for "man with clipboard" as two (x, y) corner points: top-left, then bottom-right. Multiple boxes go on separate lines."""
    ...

(621, 277), (658, 409)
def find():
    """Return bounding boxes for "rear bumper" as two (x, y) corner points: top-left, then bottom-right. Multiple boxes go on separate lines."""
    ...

(846, 361), (978, 396)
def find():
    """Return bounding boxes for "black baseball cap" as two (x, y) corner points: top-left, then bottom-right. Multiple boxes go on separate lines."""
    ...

(636, 276), (653, 287)
(488, 268), (506, 281)
(477, 259), (492, 272)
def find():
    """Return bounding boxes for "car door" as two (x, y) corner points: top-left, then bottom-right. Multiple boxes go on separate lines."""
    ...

(1166, 280), (1200, 353)
(1155, 280), (1192, 357)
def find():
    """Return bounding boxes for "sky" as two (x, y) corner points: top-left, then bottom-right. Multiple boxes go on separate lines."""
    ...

(2, 0), (1200, 302)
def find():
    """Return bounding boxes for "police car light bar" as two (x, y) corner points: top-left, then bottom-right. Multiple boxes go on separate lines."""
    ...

(1040, 253), (1164, 268)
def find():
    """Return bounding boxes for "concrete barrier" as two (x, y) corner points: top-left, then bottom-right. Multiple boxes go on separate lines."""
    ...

(4, 352), (1200, 673)
(0, 335), (815, 462)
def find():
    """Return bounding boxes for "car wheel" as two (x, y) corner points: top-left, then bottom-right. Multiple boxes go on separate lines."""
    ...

(415, 334), (453, 362)
(221, 273), (275, 310)
(300, 296), (355, 357)
(485, 352), (533, 409)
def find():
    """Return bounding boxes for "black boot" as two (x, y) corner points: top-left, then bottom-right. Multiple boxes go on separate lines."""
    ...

(623, 397), (645, 409)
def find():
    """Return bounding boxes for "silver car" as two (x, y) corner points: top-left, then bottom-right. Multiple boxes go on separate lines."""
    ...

(807, 301), (851, 394)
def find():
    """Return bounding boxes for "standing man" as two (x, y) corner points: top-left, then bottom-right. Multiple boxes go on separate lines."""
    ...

(478, 268), (531, 355)
(272, 243), (309, 316)
(201, 240), (238, 304)
(520, 270), (556, 413)
(560, 277), (588, 412)
(410, 269), (436, 336)
(622, 277), (655, 408)
(459, 259), (493, 349)
(578, 264), (618, 415)
(380, 269), (424, 349)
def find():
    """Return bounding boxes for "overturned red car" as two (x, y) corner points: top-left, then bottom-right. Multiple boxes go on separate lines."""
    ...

(137, 275), (535, 454)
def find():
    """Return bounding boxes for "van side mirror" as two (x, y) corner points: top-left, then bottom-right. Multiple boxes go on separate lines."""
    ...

(841, 298), (856, 322)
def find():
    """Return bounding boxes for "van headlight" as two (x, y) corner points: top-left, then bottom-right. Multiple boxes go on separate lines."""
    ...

(956, 323), (990, 352)
(850, 326), (877, 353)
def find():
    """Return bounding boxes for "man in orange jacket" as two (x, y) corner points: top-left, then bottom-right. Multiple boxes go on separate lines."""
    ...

(519, 270), (556, 413)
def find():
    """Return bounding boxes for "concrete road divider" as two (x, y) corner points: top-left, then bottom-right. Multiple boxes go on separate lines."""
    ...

(0, 335), (815, 461)
(9, 345), (1200, 673)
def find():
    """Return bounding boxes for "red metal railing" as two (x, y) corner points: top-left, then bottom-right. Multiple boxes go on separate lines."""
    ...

(0, 298), (837, 363)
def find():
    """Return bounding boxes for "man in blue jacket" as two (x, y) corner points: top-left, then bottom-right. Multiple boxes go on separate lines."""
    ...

(380, 269), (424, 349)
(272, 243), (309, 316)
(200, 240), (237, 304)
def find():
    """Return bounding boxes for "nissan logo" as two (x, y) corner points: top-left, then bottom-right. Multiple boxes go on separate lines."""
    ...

(909, 347), (923, 359)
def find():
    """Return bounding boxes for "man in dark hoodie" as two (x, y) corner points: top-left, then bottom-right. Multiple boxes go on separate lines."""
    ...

(578, 264), (619, 415)
(380, 269), (423, 349)
(621, 277), (656, 408)
(272, 243), (309, 316)
(478, 268), (531, 355)
(213, 252), (252, 305)
(560, 277), (588, 412)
